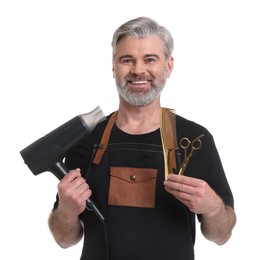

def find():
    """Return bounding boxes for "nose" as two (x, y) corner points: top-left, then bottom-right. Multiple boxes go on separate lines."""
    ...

(130, 61), (146, 75)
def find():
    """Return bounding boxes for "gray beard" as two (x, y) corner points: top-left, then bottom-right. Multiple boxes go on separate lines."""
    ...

(116, 80), (166, 106)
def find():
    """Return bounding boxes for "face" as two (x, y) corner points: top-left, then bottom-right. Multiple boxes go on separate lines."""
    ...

(113, 35), (173, 106)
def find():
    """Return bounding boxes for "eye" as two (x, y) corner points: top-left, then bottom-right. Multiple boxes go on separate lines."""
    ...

(145, 57), (157, 64)
(120, 58), (134, 64)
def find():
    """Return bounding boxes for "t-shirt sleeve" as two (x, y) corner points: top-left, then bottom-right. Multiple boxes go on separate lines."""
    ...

(204, 134), (234, 208)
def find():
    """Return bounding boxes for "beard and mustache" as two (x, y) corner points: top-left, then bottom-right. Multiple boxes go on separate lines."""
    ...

(115, 72), (168, 107)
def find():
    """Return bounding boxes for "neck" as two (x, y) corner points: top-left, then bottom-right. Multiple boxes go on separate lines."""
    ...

(116, 99), (161, 134)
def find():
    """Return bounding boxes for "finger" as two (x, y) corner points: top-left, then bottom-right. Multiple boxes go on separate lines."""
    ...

(75, 182), (90, 195)
(58, 169), (82, 193)
(166, 173), (201, 187)
(70, 174), (86, 188)
(164, 175), (203, 196)
(165, 180), (195, 196)
(62, 168), (81, 182)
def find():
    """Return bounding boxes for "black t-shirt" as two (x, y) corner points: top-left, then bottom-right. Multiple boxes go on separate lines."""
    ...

(56, 112), (234, 260)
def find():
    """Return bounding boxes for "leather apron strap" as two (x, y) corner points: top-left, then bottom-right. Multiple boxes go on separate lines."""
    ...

(93, 111), (118, 165)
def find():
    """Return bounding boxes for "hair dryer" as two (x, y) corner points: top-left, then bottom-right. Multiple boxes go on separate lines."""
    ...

(20, 106), (106, 221)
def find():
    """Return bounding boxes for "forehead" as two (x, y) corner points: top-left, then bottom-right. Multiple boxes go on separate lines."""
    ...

(115, 35), (165, 58)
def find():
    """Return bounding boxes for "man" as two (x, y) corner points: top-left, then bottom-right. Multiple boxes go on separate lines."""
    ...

(48, 17), (236, 260)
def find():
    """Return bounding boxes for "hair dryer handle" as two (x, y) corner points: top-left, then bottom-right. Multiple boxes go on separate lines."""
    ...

(52, 162), (105, 222)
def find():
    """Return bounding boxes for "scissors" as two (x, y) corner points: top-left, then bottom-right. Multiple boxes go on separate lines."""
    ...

(178, 134), (204, 175)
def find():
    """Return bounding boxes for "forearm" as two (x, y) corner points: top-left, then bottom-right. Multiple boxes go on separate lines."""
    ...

(48, 208), (84, 249)
(200, 197), (236, 245)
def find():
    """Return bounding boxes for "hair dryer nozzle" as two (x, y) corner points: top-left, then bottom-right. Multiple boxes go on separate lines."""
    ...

(80, 106), (105, 132)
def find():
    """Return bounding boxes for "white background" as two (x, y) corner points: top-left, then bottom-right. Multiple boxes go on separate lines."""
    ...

(1, 0), (257, 259)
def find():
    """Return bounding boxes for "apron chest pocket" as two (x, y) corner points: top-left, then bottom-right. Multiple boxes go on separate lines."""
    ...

(108, 167), (158, 208)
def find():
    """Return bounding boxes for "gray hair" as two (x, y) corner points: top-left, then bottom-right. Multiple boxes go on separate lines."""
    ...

(111, 17), (174, 60)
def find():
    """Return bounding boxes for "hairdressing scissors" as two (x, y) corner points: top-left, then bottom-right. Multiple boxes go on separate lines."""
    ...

(178, 134), (204, 175)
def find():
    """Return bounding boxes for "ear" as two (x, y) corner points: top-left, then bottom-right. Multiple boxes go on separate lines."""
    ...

(167, 56), (174, 78)
(112, 63), (115, 78)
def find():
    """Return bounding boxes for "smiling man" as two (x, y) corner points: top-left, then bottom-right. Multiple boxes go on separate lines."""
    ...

(48, 17), (236, 260)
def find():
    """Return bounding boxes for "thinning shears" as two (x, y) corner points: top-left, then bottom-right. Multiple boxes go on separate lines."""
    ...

(178, 134), (204, 175)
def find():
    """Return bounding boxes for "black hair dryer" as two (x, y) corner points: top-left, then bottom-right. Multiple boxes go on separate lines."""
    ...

(20, 106), (106, 221)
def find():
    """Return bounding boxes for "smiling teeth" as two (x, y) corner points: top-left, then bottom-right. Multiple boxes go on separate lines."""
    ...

(132, 81), (148, 84)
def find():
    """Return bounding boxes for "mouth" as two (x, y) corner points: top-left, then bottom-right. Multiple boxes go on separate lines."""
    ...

(127, 80), (151, 92)
(130, 80), (149, 85)
(128, 80), (151, 87)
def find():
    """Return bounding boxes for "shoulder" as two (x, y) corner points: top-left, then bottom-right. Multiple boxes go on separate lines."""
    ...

(176, 114), (210, 135)
(176, 114), (214, 146)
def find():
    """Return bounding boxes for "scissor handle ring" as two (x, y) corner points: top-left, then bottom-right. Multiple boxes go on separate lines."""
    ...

(192, 139), (202, 150)
(180, 137), (191, 149)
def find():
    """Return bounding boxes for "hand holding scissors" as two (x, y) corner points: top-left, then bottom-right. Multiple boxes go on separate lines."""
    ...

(178, 134), (204, 175)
